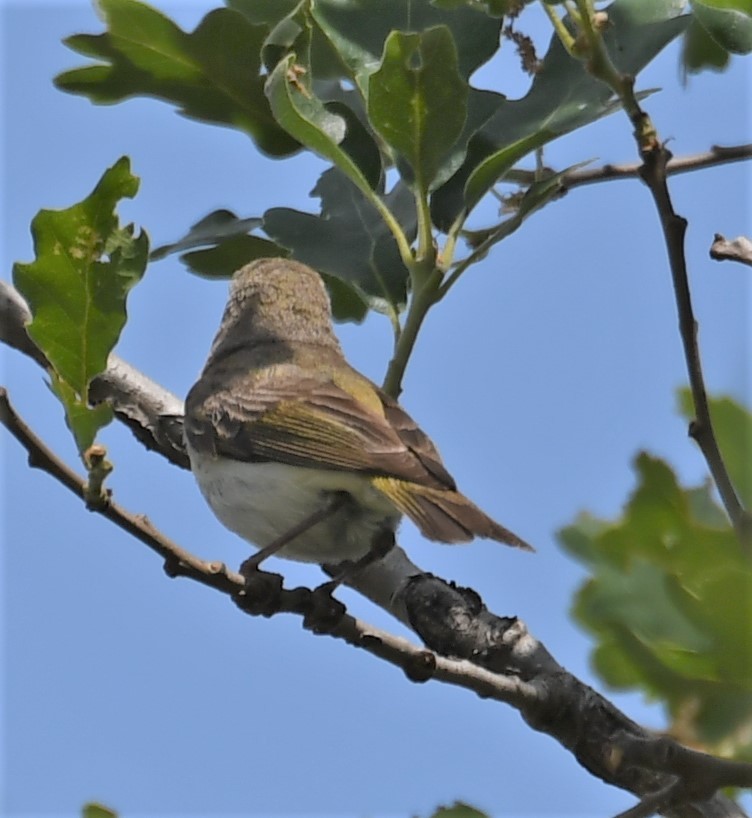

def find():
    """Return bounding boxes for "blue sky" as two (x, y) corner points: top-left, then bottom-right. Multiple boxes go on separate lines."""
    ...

(1, 1), (750, 816)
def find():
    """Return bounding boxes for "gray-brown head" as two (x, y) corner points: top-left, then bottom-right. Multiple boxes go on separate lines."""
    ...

(206, 258), (342, 364)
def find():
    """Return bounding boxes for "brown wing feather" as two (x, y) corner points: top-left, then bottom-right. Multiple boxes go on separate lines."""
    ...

(379, 393), (456, 489)
(185, 364), (449, 488)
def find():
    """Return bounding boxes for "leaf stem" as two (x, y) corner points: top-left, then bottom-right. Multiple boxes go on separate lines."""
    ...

(414, 187), (436, 273)
(540, 2), (576, 55)
(382, 267), (442, 398)
(370, 192), (416, 272)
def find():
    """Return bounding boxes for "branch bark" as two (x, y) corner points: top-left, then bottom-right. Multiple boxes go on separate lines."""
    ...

(710, 234), (752, 268)
(2, 279), (749, 817)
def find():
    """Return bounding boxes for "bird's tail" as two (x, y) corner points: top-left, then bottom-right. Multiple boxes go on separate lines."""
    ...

(373, 478), (534, 551)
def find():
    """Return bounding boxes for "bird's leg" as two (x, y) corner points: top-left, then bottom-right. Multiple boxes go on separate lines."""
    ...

(239, 492), (349, 577)
(303, 529), (396, 633)
(320, 527), (396, 591)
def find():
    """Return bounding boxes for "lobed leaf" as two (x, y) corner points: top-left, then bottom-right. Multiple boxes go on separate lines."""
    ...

(50, 375), (115, 455)
(677, 388), (752, 508)
(682, 16), (733, 73)
(152, 208), (284, 278)
(180, 236), (286, 278)
(55, 0), (298, 156)
(691, 0), (752, 55)
(431, 0), (690, 229)
(559, 405), (752, 759)
(13, 157), (148, 454)
(155, 206), (368, 321)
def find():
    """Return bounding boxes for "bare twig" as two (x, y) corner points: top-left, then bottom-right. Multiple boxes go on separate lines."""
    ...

(556, 6), (751, 550)
(710, 234), (752, 268)
(504, 144), (752, 193)
(640, 149), (751, 552)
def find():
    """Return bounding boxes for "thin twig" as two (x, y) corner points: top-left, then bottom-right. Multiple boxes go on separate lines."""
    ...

(504, 144), (752, 192)
(557, 5), (751, 550)
(639, 147), (751, 551)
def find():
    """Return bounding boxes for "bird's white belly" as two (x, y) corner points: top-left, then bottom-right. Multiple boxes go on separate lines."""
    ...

(187, 447), (400, 563)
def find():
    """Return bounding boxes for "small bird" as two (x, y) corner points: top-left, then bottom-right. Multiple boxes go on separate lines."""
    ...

(184, 258), (532, 569)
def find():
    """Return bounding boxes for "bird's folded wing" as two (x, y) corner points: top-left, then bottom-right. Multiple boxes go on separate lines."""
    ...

(186, 377), (454, 491)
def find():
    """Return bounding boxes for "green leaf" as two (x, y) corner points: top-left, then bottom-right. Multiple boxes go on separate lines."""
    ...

(463, 133), (552, 213)
(151, 210), (263, 260)
(55, 0), (298, 156)
(83, 804), (118, 818)
(181, 236), (286, 278)
(263, 167), (416, 316)
(677, 389), (752, 508)
(312, 0), (502, 92)
(265, 53), (381, 199)
(13, 157), (148, 392)
(152, 207), (364, 317)
(691, 0), (752, 54)
(224, 0), (301, 26)
(368, 27), (467, 193)
(320, 274), (370, 324)
(682, 17), (732, 73)
(431, 0), (690, 228)
(152, 209), (287, 278)
(50, 375), (115, 455)
(13, 157), (148, 455)
(559, 448), (752, 758)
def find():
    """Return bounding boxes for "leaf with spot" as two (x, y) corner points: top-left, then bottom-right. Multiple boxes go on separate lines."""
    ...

(265, 52), (383, 199)
(368, 27), (467, 194)
(311, 0), (502, 92)
(13, 157), (149, 455)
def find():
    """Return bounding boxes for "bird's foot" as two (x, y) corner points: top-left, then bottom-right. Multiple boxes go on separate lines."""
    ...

(302, 580), (346, 633)
(235, 559), (285, 617)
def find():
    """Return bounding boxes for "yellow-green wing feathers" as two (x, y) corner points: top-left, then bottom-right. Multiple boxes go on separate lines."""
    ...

(373, 477), (533, 549)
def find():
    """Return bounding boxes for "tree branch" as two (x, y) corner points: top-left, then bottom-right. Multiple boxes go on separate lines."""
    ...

(2, 281), (749, 817)
(611, 734), (752, 818)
